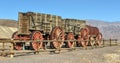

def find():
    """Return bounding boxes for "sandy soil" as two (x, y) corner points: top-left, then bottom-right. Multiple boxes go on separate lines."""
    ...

(0, 46), (120, 63)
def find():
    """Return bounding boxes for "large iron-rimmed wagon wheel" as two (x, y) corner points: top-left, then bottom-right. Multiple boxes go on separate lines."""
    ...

(65, 32), (75, 48)
(30, 31), (44, 51)
(78, 28), (89, 49)
(50, 26), (65, 49)
(89, 36), (96, 48)
(96, 33), (102, 47)
(12, 31), (23, 50)
(77, 35), (85, 47)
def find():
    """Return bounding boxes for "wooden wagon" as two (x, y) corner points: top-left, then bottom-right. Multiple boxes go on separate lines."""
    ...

(12, 12), (64, 51)
(12, 11), (102, 51)
(62, 19), (86, 48)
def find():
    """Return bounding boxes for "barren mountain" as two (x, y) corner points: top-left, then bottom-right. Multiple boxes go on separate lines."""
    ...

(0, 26), (17, 38)
(0, 19), (17, 27)
(0, 19), (17, 38)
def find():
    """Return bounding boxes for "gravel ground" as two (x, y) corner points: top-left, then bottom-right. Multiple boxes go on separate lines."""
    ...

(0, 46), (120, 63)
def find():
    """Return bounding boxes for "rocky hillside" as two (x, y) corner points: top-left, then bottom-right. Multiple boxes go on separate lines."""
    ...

(0, 26), (17, 38)
(0, 19), (17, 27)
(86, 19), (120, 40)
(0, 19), (17, 38)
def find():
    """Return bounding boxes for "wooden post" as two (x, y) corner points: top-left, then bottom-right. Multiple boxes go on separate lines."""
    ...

(2, 42), (5, 56)
(110, 39), (111, 46)
(58, 41), (61, 53)
(103, 39), (105, 47)
(115, 39), (117, 45)
(73, 41), (76, 50)
(10, 42), (14, 58)
(56, 41), (61, 54)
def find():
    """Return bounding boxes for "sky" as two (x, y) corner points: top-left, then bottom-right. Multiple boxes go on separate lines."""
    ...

(0, 0), (120, 22)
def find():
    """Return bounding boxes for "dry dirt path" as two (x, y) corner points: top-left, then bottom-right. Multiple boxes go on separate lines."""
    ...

(0, 46), (120, 63)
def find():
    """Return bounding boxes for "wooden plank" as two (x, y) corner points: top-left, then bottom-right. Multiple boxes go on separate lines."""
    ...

(0, 39), (118, 44)
(0, 38), (119, 58)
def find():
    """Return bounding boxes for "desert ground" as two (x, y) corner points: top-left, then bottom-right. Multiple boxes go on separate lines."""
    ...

(0, 46), (120, 63)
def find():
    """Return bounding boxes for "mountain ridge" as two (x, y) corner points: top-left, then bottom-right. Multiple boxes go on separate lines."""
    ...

(0, 19), (17, 27)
